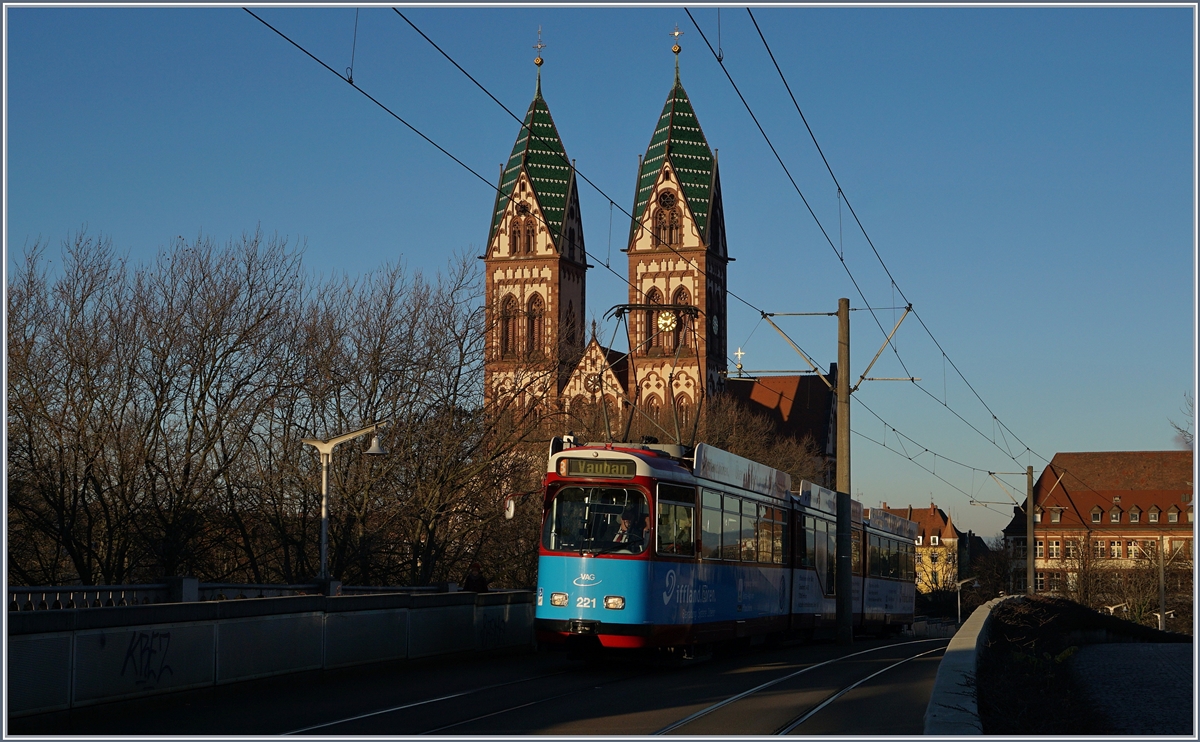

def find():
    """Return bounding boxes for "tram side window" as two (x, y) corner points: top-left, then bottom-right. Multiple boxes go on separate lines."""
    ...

(805, 517), (818, 571)
(823, 520), (836, 595)
(657, 483), (696, 557)
(868, 535), (880, 578)
(907, 543), (916, 580)
(850, 528), (862, 575)
(740, 501), (757, 562)
(701, 489), (722, 559)
(658, 502), (695, 556)
(722, 496), (741, 560)
(776, 510), (787, 565)
(887, 538), (899, 578)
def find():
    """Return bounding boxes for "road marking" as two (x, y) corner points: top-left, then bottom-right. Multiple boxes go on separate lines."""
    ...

(653, 638), (947, 735)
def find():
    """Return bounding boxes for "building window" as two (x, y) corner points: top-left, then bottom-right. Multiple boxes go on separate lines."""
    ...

(1036, 540), (1044, 558)
(1110, 508), (1121, 523)
(1168, 509), (1179, 523)
(1049, 541), (1061, 559)
(645, 288), (663, 350)
(499, 295), (518, 358)
(1091, 509), (1102, 523)
(1129, 509), (1140, 524)
(930, 552), (939, 564)
(916, 552), (923, 564)
(526, 294), (545, 359)
(1149, 509), (1160, 523)
(1014, 541), (1026, 559)
(1035, 572), (1045, 592)
(1051, 510), (1061, 523)
(931, 536), (939, 546)
(915, 536), (922, 545)
(1127, 540), (1138, 558)
(524, 217), (536, 254)
(1109, 540), (1122, 558)
(1047, 572), (1062, 591)
(671, 287), (691, 349)
(1034, 509), (1042, 523)
(1093, 540), (1105, 558)
(1064, 540), (1076, 559)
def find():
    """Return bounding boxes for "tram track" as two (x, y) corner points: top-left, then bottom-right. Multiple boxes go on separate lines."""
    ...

(654, 638), (948, 735)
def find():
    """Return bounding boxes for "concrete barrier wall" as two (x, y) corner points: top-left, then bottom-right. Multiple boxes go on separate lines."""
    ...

(7, 590), (533, 717)
(923, 596), (1013, 735)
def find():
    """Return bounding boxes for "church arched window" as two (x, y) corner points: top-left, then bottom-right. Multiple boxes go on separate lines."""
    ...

(508, 220), (519, 256)
(565, 301), (577, 348)
(667, 208), (681, 246)
(645, 395), (662, 424)
(524, 218), (536, 254)
(654, 209), (669, 246)
(671, 287), (691, 350)
(527, 293), (545, 359)
(645, 288), (663, 351)
(675, 394), (692, 430)
(500, 295), (518, 359)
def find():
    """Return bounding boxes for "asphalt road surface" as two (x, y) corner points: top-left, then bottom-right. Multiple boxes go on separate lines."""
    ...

(10, 636), (947, 735)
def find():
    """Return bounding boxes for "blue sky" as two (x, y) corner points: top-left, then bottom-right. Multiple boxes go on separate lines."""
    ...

(5, 5), (1195, 536)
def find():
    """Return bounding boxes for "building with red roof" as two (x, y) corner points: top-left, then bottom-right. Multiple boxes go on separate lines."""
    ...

(1002, 451), (1193, 598)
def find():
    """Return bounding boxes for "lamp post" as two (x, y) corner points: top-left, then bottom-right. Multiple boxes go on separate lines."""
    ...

(955, 576), (979, 625)
(302, 420), (390, 581)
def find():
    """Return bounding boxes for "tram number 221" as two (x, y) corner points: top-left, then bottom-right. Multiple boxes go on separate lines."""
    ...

(576, 597), (597, 609)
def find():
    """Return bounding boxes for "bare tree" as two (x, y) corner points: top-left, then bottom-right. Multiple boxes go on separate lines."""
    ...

(1169, 391), (1194, 448)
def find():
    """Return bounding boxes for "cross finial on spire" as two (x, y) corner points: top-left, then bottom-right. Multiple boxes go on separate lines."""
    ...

(670, 25), (683, 80)
(533, 26), (546, 66)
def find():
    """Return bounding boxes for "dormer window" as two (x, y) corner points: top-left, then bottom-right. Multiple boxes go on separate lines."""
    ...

(1167, 506), (1179, 523)
(931, 536), (939, 546)
(1034, 508), (1042, 523)
(1149, 507), (1161, 523)
(1110, 508), (1121, 523)
(1091, 507), (1103, 523)
(1129, 507), (1141, 524)
(915, 536), (922, 545)
(1050, 509), (1062, 523)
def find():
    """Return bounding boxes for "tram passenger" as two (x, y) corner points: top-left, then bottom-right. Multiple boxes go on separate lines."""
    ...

(613, 510), (649, 550)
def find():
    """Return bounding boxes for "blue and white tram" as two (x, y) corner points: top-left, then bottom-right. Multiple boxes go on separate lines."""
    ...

(534, 438), (916, 650)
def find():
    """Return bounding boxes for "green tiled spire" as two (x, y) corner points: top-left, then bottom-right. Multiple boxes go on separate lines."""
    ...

(487, 76), (572, 248)
(631, 74), (715, 243)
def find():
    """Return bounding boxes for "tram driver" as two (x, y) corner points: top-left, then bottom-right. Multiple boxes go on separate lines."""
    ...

(613, 509), (649, 550)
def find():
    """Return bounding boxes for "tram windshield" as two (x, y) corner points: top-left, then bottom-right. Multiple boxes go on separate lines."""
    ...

(542, 486), (649, 555)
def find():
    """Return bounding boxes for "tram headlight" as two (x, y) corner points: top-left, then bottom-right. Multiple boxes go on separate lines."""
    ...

(550, 592), (569, 607)
(604, 595), (625, 610)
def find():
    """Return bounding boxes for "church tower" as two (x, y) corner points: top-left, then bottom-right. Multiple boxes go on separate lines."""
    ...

(484, 52), (587, 405)
(624, 37), (729, 424)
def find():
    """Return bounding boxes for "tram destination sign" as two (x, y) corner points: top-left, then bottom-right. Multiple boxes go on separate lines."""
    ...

(559, 457), (637, 478)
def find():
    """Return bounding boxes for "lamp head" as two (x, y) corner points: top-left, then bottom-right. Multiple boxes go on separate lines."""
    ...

(365, 435), (387, 456)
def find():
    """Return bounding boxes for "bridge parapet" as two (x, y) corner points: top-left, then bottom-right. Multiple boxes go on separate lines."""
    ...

(8, 590), (534, 717)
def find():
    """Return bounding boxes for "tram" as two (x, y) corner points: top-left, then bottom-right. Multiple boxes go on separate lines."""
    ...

(534, 437), (917, 650)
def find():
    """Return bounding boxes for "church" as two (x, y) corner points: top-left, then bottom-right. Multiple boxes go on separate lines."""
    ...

(483, 38), (833, 457)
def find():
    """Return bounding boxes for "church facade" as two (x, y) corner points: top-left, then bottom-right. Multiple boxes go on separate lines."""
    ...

(483, 50), (729, 441)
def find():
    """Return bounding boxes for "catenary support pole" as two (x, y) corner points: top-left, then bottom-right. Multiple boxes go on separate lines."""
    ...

(1026, 466), (1034, 594)
(836, 298), (853, 645)
(1158, 535), (1166, 630)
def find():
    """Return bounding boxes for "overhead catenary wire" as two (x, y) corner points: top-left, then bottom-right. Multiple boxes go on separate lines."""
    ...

(701, 9), (1116, 506)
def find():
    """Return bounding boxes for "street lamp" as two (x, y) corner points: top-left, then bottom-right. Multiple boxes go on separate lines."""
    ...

(302, 419), (390, 581)
(955, 576), (979, 625)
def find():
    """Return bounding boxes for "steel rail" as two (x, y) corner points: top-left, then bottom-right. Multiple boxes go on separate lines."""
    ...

(774, 645), (946, 734)
(652, 638), (946, 735)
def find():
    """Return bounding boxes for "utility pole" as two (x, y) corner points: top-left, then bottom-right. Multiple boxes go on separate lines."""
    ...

(1158, 535), (1167, 630)
(836, 298), (853, 645)
(1026, 465), (1034, 595)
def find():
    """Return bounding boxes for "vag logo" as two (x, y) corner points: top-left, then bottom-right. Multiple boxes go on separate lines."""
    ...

(573, 573), (601, 587)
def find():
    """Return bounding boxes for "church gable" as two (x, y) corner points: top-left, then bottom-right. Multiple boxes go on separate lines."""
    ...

(628, 164), (703, 253)
(490, 171), (558, 259)
(561, 339), (628, 402)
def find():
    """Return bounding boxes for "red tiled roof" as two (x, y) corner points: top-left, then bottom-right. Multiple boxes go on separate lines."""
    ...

(876, 503), (962, 541)
(1024, 451), (1193, 531)
(725, 369), (835, 454)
